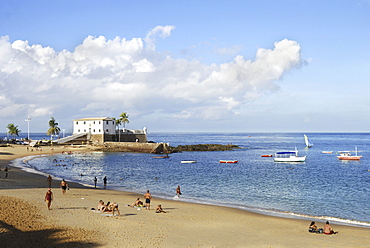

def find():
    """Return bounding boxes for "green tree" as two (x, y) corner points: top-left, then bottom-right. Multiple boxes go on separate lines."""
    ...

(46, 117), (61, 140)
(118, 112), (129, 128)
(6, 123), (21, 140)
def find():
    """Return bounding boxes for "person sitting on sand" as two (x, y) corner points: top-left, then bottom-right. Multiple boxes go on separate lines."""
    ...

(131, 198), (143, 208)
(155, 204), (166, 213)
(324, 221), (337, 234)
(308, 221), (323, 233)
(98, 200), (107, 212)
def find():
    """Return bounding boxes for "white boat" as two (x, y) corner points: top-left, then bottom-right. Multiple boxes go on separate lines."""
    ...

(181, 160), (197, 164)
(304, 134), (313, 148)
(322, 151), (333, 154)
(274, 149), (306, 162)
(337, 147), (362, 160)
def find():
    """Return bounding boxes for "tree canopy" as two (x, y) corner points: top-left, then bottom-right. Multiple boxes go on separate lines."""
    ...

(118, 112), (129, 128)
(46, 117), (61, 138)
(7, 123), (21, 139)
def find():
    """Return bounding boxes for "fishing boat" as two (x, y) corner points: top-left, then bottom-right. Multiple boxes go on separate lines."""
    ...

(274, 149), (306, 162)
(219, 160), (238, 164)
(304, 134), (313, 148)
(181, 160), (197, 164)
(337, 147), (362, 160)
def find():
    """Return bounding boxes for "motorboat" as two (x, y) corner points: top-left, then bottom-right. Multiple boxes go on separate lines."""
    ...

(337, 147), (362, 160)
(219, 160), (238, 163)
(153, 154), (170, 159)
(181, 160), (197, 164)
(261, 155), (273, 157)
(274, 149), (306, 162)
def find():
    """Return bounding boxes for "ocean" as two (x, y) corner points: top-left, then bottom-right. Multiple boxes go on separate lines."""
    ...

(7, 132), (370, 227)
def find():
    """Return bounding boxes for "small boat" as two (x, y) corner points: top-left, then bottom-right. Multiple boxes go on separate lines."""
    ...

(219, 160), (238, 163)
(261, 155), (273, 157)
(181, 160), (197, 164)
(322, 151), (333, 154)
(153, 154), (170, 159)
(304, 134), (313, 148)
(274, 148), (306, 162)
(337, 147), (362, 160)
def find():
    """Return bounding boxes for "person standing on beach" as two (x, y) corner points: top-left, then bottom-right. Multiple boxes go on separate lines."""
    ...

(176, 185), (182, 198)
(60, 179), (68, 194)
(94, 177), (97, 188)
(47, 175), (52, 188)
(44, 188), (53, 210)
(103, 176), (107, 189)
(4, 167), (9, 178)
(144, 190), (152, 210)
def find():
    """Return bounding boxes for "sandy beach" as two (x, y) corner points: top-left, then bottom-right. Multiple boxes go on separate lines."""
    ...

(1, 145), (369, 247)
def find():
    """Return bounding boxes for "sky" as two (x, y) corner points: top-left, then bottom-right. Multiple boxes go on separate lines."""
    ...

(1, 0), (370, 134)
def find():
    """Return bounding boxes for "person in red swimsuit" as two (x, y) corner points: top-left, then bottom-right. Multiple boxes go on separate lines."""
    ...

(44, 188), (53, 210)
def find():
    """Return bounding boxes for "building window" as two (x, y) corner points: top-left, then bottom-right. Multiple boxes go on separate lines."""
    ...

(93, 121), (95, 124)
(84, 121), (86, 124)
(106, 121), (109, 125)
(99, 121), (101, 124)
(84, 129), (86, 132)
(78, 129), (80, 132)
(106, 129), (109, 133)
(93, 129), (95, 133)
(99, 129), (101, 132)
(76, 121), (78, 125)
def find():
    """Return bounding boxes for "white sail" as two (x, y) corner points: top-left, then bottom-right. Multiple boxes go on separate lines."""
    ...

(304, 134), (313, 148)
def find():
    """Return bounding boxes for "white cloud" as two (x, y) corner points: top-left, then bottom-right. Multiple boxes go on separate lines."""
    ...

(0, 28), (303, 130)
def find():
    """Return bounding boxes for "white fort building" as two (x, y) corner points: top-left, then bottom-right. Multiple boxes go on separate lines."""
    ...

(55, 117), (147, 144)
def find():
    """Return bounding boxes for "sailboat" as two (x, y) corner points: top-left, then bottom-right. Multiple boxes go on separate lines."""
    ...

(337, 146), (362, 160)
(304, 134), (313, 148)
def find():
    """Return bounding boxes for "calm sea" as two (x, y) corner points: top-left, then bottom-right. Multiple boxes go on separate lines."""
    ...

(8, 132), (370, 227)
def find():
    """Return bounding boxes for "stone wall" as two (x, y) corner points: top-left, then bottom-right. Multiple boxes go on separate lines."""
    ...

(102, 142), (161, 153)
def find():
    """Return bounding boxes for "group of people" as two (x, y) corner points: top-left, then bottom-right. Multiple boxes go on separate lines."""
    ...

(97, 200), (120, 216)
(93, 176), (107, 189)
(43, 177), (70, 210)
(309, 221), (338, 235)
(0, 167), (10, 178)
(125, 189), (166, 214)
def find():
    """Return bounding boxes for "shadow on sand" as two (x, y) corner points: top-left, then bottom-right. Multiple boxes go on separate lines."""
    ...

(0, 220), (100, 248)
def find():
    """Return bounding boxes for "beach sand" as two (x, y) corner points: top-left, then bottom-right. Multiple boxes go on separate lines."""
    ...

(1, 145), (369, 247)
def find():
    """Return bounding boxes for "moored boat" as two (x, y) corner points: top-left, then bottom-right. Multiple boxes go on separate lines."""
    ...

(337, 147), (362, 160)
(274, 149), (306, 162)
(261, 154), (273, 157)
(153, 154), (170, 159)
(219, 160), (238, 164)
(181, 160), (197, 163)
(322, 151), (333, 154)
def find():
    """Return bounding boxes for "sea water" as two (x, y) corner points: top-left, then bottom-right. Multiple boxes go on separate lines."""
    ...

(9, 132), (370, 227)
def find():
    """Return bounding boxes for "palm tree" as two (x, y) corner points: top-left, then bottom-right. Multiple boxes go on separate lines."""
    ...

(46, 117), (61, 140)
(6, 123), (21, 140)
(119, 112), (129, 128)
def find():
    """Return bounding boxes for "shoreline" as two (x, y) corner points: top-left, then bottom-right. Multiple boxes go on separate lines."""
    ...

(1, 145), (370, 247)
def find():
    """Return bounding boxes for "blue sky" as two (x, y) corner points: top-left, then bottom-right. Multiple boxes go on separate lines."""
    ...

(1, 0), (370, 134)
